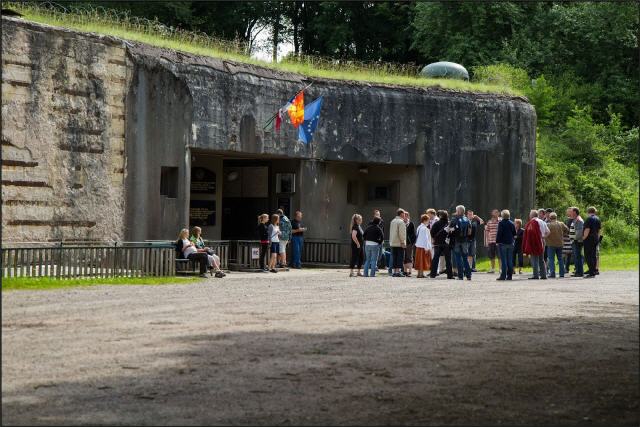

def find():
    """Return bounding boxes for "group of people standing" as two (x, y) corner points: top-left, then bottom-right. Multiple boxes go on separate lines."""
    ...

(349, 205), (602, 281)
(350, 206), (486, 279)
(518, 206), (602, 279)
(256, 210), (306, 272)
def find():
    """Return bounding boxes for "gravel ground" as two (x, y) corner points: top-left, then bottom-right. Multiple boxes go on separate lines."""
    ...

(2, 269), (638, 426)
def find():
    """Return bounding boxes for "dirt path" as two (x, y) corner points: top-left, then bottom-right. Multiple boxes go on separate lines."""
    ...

(2, 270), (638, 425)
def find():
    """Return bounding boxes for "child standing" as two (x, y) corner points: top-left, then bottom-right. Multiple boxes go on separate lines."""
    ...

(256, 214), (270, 272)
(267, 214), (281, 273)
(514, 218), (525, 274)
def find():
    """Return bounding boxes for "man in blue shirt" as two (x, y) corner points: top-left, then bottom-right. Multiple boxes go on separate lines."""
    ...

(582, 206), (602, 278)
(290, 211), (306, 269)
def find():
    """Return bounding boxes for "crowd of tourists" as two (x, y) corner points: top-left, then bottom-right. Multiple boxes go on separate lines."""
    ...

(348, 205), (602, 281)
(176, 204), (602, 281)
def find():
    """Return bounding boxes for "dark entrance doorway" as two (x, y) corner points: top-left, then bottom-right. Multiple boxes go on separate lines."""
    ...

(221, 159), (270, 240)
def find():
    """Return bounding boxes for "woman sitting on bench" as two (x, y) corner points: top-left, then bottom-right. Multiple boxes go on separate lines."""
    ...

(190, 226), (225, 278)
(178, 229), (209, 277)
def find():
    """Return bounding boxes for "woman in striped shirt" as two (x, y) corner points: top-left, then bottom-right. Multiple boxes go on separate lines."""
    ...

(484, 209), (500, 273)
(563, 209), (574, 275)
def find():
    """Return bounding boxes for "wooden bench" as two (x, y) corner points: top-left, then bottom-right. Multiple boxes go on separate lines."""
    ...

(175, 257), (202, 275)
(174, 241), (202, 276)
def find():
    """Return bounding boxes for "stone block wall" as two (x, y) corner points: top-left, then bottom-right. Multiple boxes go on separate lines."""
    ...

(2, 18), (129, 242)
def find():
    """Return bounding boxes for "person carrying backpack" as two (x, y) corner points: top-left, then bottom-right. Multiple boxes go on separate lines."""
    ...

(450, 205), (472, 280)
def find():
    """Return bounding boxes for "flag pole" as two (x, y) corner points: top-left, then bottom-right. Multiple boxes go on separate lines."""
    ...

(263, 82), (314, 130)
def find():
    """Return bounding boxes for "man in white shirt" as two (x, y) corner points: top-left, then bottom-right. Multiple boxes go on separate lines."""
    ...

(535, 211), (551, 279)
(389, 209), (407, 277)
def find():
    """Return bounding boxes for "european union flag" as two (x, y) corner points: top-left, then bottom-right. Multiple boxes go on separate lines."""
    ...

(298, 96), (323, 144)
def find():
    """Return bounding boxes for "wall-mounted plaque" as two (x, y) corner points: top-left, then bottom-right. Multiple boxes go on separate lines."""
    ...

(191, 167), (216, 194)
(190, 200), (216, 226)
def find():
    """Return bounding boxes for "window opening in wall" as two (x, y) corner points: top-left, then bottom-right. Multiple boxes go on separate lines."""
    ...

(367, 181), (399, 204)
(276, 173), (295, 193)
(160, 166), (179, 198)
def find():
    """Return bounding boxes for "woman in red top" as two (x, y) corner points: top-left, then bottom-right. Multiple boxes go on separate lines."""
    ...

(523, 210), (548, 280)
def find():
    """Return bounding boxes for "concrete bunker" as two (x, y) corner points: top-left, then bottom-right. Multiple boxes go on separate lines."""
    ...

(1, 17), (537, 248)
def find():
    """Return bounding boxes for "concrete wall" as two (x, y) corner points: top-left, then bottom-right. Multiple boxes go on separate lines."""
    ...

(299, 161), (420, 240)
(127, 42), (536, 227)
(2, 17), (129, 242)
(124, 61), (193, 241)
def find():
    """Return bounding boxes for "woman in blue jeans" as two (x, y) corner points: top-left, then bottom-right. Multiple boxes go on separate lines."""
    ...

(362, 217), (384, 277)
(495, 209), (516, 281)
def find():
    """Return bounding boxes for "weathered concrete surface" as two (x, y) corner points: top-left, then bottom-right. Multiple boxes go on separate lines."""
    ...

(124, 59), (193, 240)
(127, 42), (536, 167)
(126, 42), (536, 231)
(2, 270), (638, 425)
(1, 17), (129, 242)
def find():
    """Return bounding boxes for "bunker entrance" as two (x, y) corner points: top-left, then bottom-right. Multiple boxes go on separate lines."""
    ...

(189, 151), (300, 241)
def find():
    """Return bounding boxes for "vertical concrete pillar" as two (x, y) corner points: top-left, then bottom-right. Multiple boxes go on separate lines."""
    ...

(183, 147), (192, 229)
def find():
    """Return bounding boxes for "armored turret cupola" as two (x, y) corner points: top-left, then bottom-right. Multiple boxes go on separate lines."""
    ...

(420, 61), (469, 81)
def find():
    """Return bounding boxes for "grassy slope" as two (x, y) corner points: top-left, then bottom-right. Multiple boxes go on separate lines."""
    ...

(12, 8), (520, 96)
(2, 276), (200, 291)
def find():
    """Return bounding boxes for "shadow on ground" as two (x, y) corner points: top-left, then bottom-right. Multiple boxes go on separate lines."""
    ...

(2, 316), (638, 426)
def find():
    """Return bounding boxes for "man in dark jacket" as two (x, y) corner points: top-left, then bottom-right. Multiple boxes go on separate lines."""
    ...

(369, 209), (388, 272)
(429, 210), (453, 279)
(449, 205), (472, 280)
(403, 213), (417, 277)
(582, 206), (601, 278)
(363, 217), (384, 277)
(495, 209), (517, 280)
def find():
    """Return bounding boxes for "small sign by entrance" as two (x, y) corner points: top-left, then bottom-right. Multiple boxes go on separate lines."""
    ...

(190, 200), (216, 226)
(191, 167), (216, 194)
(251, 247), (260, 260)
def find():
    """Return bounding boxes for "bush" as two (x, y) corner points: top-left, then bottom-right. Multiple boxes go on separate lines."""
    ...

(600, 216), (639, 250)
(536, 104), (639, 251)
(472, 63), (530, 92)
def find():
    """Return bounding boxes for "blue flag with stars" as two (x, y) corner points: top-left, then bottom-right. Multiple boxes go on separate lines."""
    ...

(298, 96), (323, 144)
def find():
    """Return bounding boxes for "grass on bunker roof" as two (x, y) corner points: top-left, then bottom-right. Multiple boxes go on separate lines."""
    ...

(9, 3), (522, 96)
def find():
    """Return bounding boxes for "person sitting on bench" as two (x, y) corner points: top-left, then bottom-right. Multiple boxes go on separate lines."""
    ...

(177, 228), (209, 277)
(190, 226), (225, 278)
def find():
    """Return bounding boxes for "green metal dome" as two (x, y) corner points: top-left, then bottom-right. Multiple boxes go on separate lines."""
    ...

(420, 61), (469, 81)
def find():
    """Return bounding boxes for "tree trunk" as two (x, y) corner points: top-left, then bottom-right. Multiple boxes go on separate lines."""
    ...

(272, 2), (280, 62)
(293, 2), (300, 55)
(301, 1), (309, 54)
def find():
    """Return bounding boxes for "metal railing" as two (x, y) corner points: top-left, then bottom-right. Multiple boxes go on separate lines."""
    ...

(302, 238), (350, 265)
(226, 238), (353, 270)
(1, 243), (175, 278)
(230, 240), (262, 270)
(1, 238), (363, 277)
(1, 240), (231, 278)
